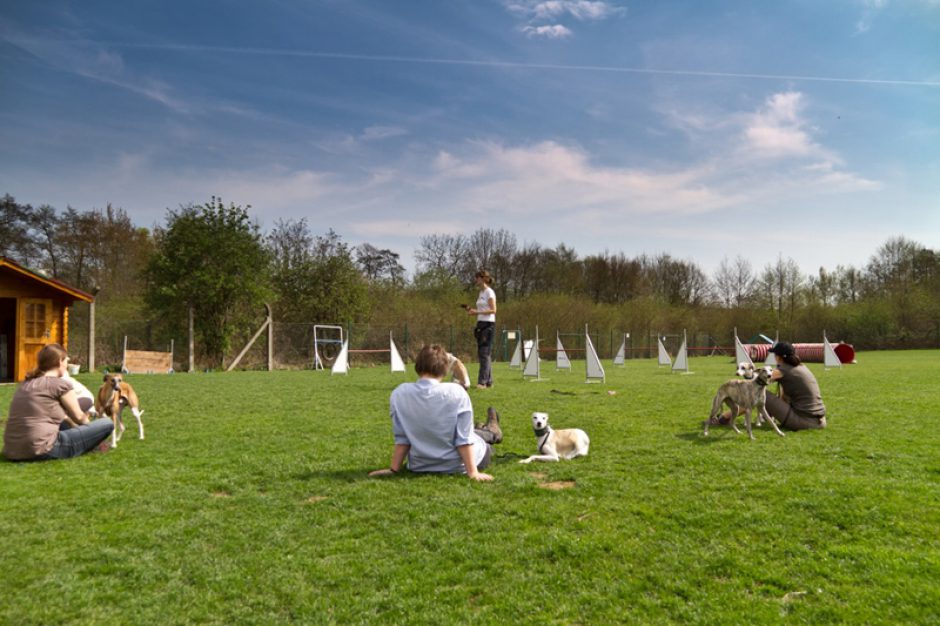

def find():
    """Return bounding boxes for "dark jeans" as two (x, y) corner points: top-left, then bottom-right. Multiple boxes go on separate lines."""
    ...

(764, 394), (827, 431)
(41, 418), (114, 460)
(475, 321), (495, 386)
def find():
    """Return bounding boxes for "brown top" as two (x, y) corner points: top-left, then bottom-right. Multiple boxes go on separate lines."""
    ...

(779, 363), (826, 418)
(2, 376), (72, 460)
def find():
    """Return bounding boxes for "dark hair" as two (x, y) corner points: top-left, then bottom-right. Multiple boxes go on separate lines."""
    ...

(414, 344), (449, 378)
(771, 342), (802, 367)
(24, 343), (68, 381)
(475, 270), (493, 285)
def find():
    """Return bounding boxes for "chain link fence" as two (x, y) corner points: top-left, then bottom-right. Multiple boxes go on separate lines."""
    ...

(68, 320), (719, 373)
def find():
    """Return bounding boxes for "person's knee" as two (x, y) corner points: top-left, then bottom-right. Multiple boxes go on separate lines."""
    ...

(95, 418), (115, 433)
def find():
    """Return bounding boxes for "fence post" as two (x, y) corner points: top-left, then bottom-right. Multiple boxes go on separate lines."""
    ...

(87, 299), (96, 372)
(188, 306), (195, 373)
(267, 304), (274, 371)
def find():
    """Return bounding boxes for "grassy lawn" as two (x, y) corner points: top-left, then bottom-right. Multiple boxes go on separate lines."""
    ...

(1, 351), (938, 624)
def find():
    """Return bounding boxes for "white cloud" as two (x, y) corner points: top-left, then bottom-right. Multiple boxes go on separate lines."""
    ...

(503, 0), (624, 38)
(392, 92), (882, 223)
(741, 92), (824, 159)
(522, 24), (573, 38)
(421, 140), (741, 218)
(518, 1), (625, 21)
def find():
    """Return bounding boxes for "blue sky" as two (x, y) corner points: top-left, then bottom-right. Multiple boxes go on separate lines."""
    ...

(2, 0), (938, 277)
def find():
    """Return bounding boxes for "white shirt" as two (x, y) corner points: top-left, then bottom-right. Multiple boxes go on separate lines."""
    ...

(476, 286), (496, 322)
(389, 378), (486, 474)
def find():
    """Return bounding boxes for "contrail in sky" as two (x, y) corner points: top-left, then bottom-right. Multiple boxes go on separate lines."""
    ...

(90, 42), (940, 88)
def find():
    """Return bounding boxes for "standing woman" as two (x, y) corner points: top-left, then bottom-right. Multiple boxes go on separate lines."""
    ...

(765, 341), (827, 430)
(2, 343), (114, 461)
(468, 270), (497, 389)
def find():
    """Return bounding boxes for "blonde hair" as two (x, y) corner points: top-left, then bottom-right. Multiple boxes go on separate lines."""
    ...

(24, 343), (68, 381)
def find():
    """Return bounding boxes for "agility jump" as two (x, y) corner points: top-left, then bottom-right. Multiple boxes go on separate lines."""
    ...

(330, 331), (406, 375)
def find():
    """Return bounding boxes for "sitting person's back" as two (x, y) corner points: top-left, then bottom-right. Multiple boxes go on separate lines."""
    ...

(370, 344), (501, 481)
(390, 376), (482, 473)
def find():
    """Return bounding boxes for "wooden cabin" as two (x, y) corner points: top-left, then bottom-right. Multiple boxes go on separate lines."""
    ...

(0, 257), (94, 383)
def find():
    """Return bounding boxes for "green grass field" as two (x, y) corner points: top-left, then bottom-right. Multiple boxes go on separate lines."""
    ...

(1, 351), (938, 624)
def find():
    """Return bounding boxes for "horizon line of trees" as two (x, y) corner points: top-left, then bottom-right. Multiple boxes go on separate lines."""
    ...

(3, 193), (938, 367)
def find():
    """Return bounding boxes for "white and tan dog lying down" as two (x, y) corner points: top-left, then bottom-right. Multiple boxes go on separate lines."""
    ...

(519, 412), (590, 463)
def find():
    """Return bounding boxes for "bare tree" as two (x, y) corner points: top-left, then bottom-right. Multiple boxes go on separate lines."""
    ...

(643, 253), (711, 306)
(866, 236), (922, 294)
(509, 241), (542, 298)
(465, 228), (517, 291)
(807, 266), (835, 307)
(712, 256), (756, 308)
(29, 205), (60, 277)
(832, 264), (863, 304)
(1, 194), (40, 265)
(414, 233), (467, 279)
(356, 243), (406, 285)
(757, 255), (804, 329)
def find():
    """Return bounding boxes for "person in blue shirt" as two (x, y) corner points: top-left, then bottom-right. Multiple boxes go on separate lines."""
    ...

(369, 344), (502, 481)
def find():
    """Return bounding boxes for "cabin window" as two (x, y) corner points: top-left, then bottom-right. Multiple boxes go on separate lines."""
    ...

(24, 302), (47, 339)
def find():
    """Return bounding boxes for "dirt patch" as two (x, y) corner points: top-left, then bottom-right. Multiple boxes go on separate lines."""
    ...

(538, 480), (576, 490)
(305, 496), (329, 504)
(211, 491), (231, 498)
(529, 472), (548, 480)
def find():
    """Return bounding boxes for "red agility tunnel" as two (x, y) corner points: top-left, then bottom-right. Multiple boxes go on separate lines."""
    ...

(746, 342), (856, 364)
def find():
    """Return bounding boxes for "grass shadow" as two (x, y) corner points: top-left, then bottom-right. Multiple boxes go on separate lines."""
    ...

(675, 428), (738, 444)
(493, 451), (529, 464)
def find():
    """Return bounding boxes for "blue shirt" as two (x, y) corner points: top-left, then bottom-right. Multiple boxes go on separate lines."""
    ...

(390, 377), (485, 474)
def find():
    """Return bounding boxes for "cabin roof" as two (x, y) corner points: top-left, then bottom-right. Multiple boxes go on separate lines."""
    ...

(0, 256), (95, 303)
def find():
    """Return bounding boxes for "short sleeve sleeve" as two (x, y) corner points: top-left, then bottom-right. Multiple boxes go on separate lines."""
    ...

(53, 377), (73, 400)
(452, 391), (475, 446)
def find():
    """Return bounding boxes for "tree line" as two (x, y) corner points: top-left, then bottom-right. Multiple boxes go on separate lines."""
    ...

(3, 193), (938, 368)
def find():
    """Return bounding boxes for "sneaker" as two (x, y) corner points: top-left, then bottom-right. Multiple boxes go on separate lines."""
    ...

(484, 407), (502, 444)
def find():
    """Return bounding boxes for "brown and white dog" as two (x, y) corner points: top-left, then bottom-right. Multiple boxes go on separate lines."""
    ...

(96, 373), (144, 447)
(519, 412), (590, 463)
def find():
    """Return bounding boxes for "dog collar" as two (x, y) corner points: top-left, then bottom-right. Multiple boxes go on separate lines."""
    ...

(535, 429), (551, 454)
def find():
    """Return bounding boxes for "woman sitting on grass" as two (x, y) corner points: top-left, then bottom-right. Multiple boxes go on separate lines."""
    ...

(2, 343), (114, 461)
(765, 341), (827, 430)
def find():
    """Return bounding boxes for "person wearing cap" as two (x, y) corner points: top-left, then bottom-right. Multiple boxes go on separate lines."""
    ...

(467, 270), (497, 389)
(765, 341), (827, 430)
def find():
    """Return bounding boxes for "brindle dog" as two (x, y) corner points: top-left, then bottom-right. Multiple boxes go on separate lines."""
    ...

(703, 366), (785, 440)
